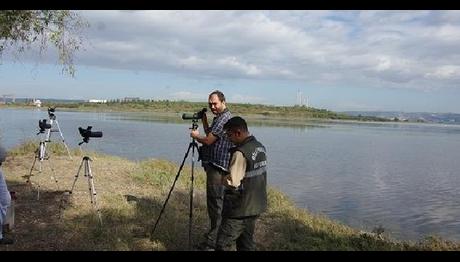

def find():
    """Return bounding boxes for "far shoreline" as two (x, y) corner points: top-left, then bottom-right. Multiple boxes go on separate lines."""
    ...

(2, 104), (458, 129)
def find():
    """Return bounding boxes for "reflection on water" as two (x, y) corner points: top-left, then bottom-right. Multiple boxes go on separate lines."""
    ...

(104, 111), (334, 130)
(2, 108), (460, 242)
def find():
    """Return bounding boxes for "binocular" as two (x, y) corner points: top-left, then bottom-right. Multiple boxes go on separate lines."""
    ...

(38, 119), (51, 134)
(78, 126), (103, 145)
(182, 108), (207, 120)
(79, 126), (103, 139)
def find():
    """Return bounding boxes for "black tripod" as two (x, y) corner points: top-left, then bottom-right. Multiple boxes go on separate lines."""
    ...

(150, 120), (200, 250)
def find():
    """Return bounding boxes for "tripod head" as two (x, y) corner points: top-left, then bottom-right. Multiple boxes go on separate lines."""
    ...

(191, 119), (199, 131)
(78, 126), (103, 146)
(37, 119), (51, 135)
(48, 107), (56, 120)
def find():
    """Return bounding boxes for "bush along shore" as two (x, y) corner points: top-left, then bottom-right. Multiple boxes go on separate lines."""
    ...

(1, 141), (459, 251)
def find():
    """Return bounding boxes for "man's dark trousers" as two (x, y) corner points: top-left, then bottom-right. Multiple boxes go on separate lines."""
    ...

(216, 215), (258, 251)
(203, 163), (225, 248)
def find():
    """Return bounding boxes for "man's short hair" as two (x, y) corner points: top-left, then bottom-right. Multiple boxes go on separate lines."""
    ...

(209, 90), (226, 102)
(224, 116), (248, 132)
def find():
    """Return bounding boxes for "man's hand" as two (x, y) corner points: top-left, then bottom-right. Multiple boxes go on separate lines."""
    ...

(191, 127), (217, 145)
(190, 129), (200, 139)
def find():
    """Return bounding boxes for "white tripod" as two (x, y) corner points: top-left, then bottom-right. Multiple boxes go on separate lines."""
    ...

(68, 128), (104, 225)
(46, 108), (72, 159)
(27, 120), (59, 200)
(69, 154), (102, 225)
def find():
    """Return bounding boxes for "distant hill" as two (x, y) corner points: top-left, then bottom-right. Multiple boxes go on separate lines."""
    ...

(343, 111), (460, 124)
(6, 98), (459, 124)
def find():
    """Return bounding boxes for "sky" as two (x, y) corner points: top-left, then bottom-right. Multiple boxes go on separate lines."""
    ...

(1, 10), (460, 113)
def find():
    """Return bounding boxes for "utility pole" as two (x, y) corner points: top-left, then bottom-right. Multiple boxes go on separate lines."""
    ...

(297, 90), (304, 106)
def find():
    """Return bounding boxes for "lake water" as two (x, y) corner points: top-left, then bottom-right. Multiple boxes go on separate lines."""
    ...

(2, 108), (460, 242)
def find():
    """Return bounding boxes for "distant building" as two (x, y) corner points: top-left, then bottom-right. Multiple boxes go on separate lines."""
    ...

(33, 99), (42, 107)
(1, 94), (15, 104)
(123, 97), (140, 102)
(88, 99), (108, 103)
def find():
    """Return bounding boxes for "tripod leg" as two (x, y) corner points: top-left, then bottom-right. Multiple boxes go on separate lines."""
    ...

(85, 159), (94, 204)
(27, 152), (39, 200)
(45, 158), (59, 191)
(38, 142), (46, 172)
(86, 159), (103, 225)
(45, 124), (52, 142)
(27, 150), (38, 184)
(188, 142), (199, 250)
(55, 120), (72, 159)
(150, 141), (194, 241)
(36, 144), (45, 200)
(36, 182), (40, 200)
(70, 157), (85, 194)
(27, 145), (42, 200)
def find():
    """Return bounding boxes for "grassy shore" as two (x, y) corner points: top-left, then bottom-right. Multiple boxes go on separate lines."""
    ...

(1, 100), (394, 123)
(0, 102), (409, 134)
(1, 141), (459, 251)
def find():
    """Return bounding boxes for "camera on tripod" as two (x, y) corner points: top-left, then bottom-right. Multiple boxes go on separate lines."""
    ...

(48, 107), (56, 120)
(38, 119), (51, 134)
(78, 126), (103, 145)
(182, 108), (207, 120)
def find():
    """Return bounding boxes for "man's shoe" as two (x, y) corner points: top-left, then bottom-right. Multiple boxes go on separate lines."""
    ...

(0, 237), (14, 245)
(195, 241), (215, 251)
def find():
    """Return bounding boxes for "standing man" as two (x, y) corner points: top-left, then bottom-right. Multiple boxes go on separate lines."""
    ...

(0, 145), (13, 245)
(216, 116), (267, 251)
(190, 90), (233, 250)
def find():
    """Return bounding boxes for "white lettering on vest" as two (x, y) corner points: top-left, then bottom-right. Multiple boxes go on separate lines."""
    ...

(251, 147), (266, 160)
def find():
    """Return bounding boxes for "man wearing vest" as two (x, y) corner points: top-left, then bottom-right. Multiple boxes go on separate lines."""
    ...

(216, 116), (267, 251)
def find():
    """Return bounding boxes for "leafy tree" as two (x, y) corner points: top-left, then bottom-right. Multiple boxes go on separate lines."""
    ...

(0, 10), (88, 76)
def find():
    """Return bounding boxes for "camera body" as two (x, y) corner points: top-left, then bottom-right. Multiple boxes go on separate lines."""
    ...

(78, 126), (103, 144)
(182, 108), (207, 120)
(38, 119), (51, 134)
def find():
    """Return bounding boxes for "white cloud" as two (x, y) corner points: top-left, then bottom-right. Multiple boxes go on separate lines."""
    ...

(169, 91), (206, 101)
(426, 65), (460, 80)
(434, 24), (460, 42)
(179, 56), (206, 67)
(217, 56), (261, 76)
(230, 94), (266, 104)
(335, 101), (383, 111)
(12, 10), (460, 92)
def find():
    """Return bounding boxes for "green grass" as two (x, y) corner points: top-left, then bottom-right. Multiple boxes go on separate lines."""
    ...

(1, 141), (459, 250)
(7, 139), (80, 157)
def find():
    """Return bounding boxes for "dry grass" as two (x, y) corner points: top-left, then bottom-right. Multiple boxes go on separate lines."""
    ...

(1, 142), (209, 251)
(1, 142), (459, 251)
